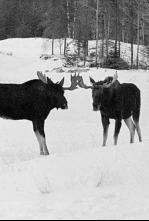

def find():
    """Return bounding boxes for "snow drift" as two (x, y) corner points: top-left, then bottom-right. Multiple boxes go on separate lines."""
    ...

(0, 142), (149, 196)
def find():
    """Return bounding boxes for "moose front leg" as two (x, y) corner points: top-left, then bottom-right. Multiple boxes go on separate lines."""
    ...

(101, 116), (110, 147)
(33, 120), (49, 156)
(114, 118), (122, 145)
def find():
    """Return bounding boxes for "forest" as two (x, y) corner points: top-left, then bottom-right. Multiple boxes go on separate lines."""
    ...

(0, 0), (149, 69)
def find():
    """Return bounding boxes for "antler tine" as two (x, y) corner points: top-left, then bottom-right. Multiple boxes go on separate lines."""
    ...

(104, 72), (118, 88)
(77, 76), (93, 89)
(63, 74), (79, 91)
(115, 71), (118, 80)
(37, 71), (48, 84)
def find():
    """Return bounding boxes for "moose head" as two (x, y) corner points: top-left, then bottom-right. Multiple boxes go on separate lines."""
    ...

(37, 71), (79, 110)
(77, 72), (119, 111)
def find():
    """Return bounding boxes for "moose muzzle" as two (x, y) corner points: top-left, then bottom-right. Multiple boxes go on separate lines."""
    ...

(93, 103), (101, 111)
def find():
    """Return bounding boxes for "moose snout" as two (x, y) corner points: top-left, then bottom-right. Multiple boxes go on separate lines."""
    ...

(61, 99), (68, 110)
(58, 97), (68, 110)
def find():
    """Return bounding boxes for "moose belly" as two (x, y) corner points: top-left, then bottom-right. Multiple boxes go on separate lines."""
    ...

(100, 107), (121, 119)
(0, 102), (34, 120)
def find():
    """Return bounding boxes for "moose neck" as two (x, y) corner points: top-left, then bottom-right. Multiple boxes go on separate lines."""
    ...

(101, 82), (123, 110)
(102, 87), (114, 106)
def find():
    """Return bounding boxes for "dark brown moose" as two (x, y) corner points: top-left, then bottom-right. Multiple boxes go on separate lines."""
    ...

(78, 73), (142, 146)
(0, 72), (78, 155)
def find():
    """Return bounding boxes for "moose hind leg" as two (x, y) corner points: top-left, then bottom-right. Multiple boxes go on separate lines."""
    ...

(133, 118), (142, 142)
(124, 117), (136, 143)
(33, 120), (49, 156)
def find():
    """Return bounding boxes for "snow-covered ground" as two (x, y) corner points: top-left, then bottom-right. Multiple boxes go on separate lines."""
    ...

(0, 38), (149, 219)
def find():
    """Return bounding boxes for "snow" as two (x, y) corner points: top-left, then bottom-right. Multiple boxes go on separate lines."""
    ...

(0, 38), (149, 219)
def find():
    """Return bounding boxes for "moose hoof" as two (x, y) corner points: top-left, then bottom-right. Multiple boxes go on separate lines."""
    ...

(44, 151), (50, 156)
(40, 151), (44, 156)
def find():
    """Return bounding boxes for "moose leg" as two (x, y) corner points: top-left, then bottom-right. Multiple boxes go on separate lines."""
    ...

(34, 130), (44, 155)
(101, 116), (110, 147)
(33, 120), (49, 156)
(124, 117), (136, 143)
(114, 119), (122, 145)
(133, 118), (142, 142)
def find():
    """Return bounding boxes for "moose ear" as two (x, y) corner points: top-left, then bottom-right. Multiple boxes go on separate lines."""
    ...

(59, 78), (65, 87)
(47, 77), (54, 86)
(90, 77), (96, 85)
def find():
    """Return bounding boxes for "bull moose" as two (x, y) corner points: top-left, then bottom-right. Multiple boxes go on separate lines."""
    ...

(78, 73), (142, 146)
(0, 72), (78, 155)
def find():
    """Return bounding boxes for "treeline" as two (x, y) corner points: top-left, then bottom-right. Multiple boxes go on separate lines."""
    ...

(0, 0), (149, 68)
(0, 0), (148, 43)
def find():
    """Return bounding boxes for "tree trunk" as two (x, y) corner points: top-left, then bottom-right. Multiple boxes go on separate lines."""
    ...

(64, 37), (67, 57)
(141, 19), (145, 45)
(130, 3), (134, 69)
(121, 0), (125, 43)
(86, 40), (89, 56)
(52, 38), (54, 55)
(136, 11), (140, 69)
(96, 0), (99, 67)
(83, 41), (87, 67)
(73, 0), (77, 39)
(131, 34), (134, 69)
(104, 12), (109, 58)
(67, 0), (71, 38)
(101, 14), (104, 59)
(115, 0), (118, 59)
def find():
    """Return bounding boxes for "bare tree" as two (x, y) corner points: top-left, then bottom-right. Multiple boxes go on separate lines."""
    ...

(96, 0), (99, 66)
(67, 0), (71, 38)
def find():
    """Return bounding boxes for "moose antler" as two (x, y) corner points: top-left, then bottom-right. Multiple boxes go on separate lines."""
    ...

(104, 72), (118, 88)
(37, 71), (48, 84)
(78, 72), (118, 90)
(63, 73), (79, 91)
(37, 71), (80, 90)
(77, 75), (93, 89)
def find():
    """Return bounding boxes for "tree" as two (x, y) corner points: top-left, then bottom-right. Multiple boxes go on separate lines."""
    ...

(0, 0), (149, 69)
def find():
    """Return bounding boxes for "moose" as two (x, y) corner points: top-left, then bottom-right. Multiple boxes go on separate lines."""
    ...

(78, 73), (142, 146)
(0, 72), (78, 155)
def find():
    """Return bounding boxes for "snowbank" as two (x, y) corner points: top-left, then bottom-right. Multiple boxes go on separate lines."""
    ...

(0, 142), (148, 195)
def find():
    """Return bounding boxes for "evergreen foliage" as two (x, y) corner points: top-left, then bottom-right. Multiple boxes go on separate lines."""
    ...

(0, 0), (148, 68)
(100, 57), (130, 70)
